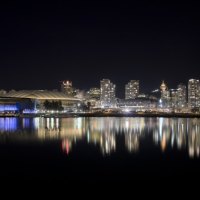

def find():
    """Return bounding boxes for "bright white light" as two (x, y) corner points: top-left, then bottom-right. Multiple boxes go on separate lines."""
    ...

(124, 109), (130, 113)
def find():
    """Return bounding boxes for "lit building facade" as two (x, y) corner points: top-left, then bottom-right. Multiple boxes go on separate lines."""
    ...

(87, 88), (101, 100)
(0, 90), (7, 96)
(1, 90), (82, 113)
(160, 81), (170, 107)
(86, 88), (101, 108)
(188, 79), (200, 108)
(100, 79), (116, 107)
(177, 83), (187, 108)
(117, 97), (157, 111)
(61, 80), (74, 96)
(125, 80), (139, 99)
(171, 89), (178, 108)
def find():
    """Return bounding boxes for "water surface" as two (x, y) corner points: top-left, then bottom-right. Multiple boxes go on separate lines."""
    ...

(0, 117), (200, 181)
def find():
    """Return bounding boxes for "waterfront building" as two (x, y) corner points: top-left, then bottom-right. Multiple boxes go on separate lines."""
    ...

(86, 88), (101, 108)
(125, 80), (139, 99)
(1, 90), (82, 113)
(87, 88), (101, 100)
(160, 81), (170, 108)
(177, 83), (187, 108)
(171, 89), (178, 108)
(117, 97), (157, 112)
(100, 79), (116, 107)
(61, 80), (75, 96)
(188, 79), (200, 108)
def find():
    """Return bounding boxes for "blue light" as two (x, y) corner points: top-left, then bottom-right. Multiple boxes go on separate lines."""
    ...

(22, 118), (31, 129)
(23, 109), (37, 114)
(0, 118), (18, 132)
(0, 104), (18, 112)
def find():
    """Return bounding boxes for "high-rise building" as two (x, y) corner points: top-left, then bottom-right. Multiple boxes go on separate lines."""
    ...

(61, 80), (74, 96)
(100, 79), (116, 107)
(188, 79), (200, 108)
(171, 89), (178, 108)
(86, 88), (101, 108)
(160, 80), (168, 93)
(87, 88), (101, 100)
(160, 81), (170, 107)
(125, 80), (139, 99)
(177, 83), (187, 108)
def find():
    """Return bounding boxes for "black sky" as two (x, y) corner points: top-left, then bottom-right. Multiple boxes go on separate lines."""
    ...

(0, 0), (200, 97)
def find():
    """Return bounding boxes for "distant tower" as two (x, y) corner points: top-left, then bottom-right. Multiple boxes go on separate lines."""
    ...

(100, 79), (116, 107)
(171, 89), (178, 108)
(160, 80), (167, 92)
(188, 79), (200, 108)
(177, 83), (187, 108)
(61, 80), (73, 96)
(125, 80), (139, 99)
(160, 80), (170, 107)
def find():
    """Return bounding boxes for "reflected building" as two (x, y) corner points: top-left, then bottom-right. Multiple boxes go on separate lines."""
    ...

(188, 118), (200, 158)
(125, 133), (139, 152)
(100, 133), (116, 155)
(0, 118), (18, 132)
(0, 117), (200, 158)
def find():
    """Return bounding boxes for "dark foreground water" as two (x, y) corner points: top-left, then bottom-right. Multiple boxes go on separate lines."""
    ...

(0, 117), (200, 182)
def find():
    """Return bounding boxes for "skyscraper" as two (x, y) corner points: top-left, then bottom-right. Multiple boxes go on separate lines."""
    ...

(61, 80), (74, 96)
(188, 79), (200, 108)
(87, 88), (101, 100)
(100, 79), (116, 107)
(160, 81), (170, 107)
(171, 89), (178, 108)
(125, 80), (139, 99)
(177, 83), (187, 108)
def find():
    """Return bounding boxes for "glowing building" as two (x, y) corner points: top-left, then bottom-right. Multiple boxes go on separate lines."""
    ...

(160, 81), (170, 107)
(100, 79), (116, 107)
(125, 80), (139, 99)
(171, 89), (178, 108)
(61, 80), (74, 96)
(177, 83), (187, 108)
(87, 88), (101, 100)
(117, 97), (157, 111)
(0, 90), (7, 96)
(0, 98), (19, 113)
(1, 90), (82, 112)
(188, 79), (200, 108)
(86, 88), (101, 108)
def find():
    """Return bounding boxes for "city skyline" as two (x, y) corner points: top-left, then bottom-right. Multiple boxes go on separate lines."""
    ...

(1, 1), (200, 184)
(1, 78), (199, 113)
(1, 78), (199, 98)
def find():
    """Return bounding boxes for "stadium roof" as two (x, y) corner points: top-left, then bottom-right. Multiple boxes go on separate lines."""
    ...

(2, 90), (81, 101)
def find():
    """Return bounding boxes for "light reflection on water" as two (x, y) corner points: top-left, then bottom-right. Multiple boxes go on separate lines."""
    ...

(0, 117), (199, 158)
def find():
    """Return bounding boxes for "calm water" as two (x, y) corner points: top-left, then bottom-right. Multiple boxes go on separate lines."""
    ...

(0, 117), (200, 182)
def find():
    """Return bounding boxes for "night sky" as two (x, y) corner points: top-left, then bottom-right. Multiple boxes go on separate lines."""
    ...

(0, 0), (200, 97)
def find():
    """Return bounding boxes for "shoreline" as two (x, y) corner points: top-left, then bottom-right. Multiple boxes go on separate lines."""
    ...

(0, 113), (200, 118)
